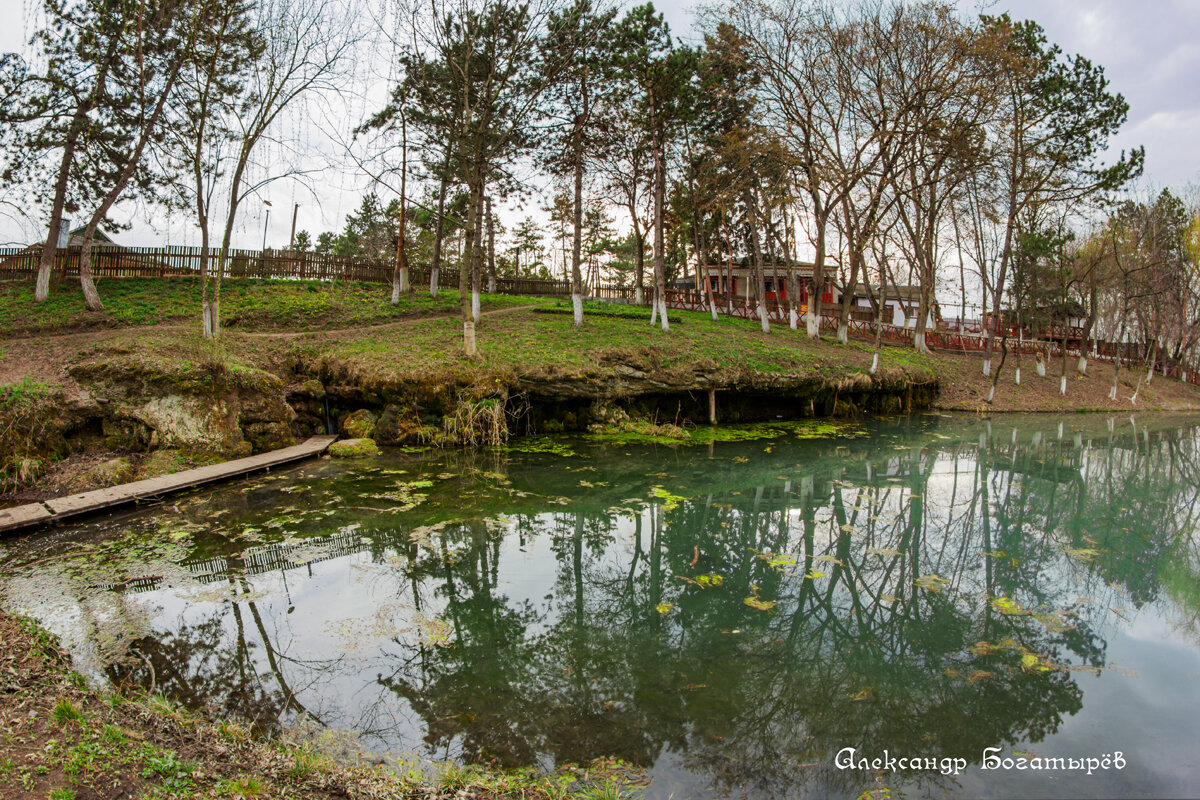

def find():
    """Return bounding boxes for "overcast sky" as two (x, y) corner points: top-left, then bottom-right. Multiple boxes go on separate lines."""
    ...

(1, 0), (1197, 248)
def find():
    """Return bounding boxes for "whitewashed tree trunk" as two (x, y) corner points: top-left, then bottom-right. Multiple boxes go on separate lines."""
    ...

(982, 358), (991, 378)
(572, 294), (583, 326)
(472, 290), (481, 324)
(1014, 367), (1021, 386)
(1077, 355), (1088, 376)
(913, 330), (929, 354)
(759, 299), (770, 333)
(836, 324), (848, 344)
(1060, 375), (1067, 395)
(463, 320), (477, 357)
(870, 351), (879, 375)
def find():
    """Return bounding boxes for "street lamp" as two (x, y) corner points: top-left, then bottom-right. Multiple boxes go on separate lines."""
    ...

(262, 200), (273, 251)
(289, 203), (300, 251)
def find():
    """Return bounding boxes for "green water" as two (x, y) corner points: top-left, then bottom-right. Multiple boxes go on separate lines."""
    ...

(3, 414), (1200, 799)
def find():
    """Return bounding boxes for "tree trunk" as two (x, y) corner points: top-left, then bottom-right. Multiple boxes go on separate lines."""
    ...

(486, 196), (496, 293)
(77, 56), (182, 313)
(471, 189), (483, 324)
(460, 175), (480, 321)
(651, 131), (668, 332)
(571, 136), (584, 327)
(807, 219), (826, 339)
(35, 53), (115, 303)
(392, 113), (410, 304)
(430, 152), (451, 299)
(913, 282), (932, 354)
(1109, 320), (1126, 401)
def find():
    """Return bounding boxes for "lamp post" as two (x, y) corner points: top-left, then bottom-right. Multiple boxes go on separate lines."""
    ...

(262, 200), (273, 251)
(289, 203), (299, 251)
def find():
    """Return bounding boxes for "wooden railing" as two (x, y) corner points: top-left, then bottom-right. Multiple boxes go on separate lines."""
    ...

(0, 245), (467, 288)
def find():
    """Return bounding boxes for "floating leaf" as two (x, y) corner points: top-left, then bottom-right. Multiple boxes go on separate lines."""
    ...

(1021, 653), (1043, 672)
(1065, 547), (1099, 562)
(867, 547), (899, 558)
(758, 552), (797, 571)
(967, 670), (992, 684)
(856, 789), (892, 800)
(849, 687), (873, 700)
(805, 569), (826, 580)
(655, 603), (673, 614)
(1034, 611), (1074, 633)
(744, 597), (776, 611)
(678, 573), (724, 589)
(991, 597), (1029, 616)
(914, 574), (947, 593)
(650, 486), (685, 511)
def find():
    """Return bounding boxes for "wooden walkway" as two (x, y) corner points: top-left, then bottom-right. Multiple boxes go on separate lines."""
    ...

(0, 435), (338, 536)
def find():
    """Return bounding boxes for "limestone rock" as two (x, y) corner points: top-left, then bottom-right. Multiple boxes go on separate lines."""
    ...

(341, 409), (378, 439)
(329, 438), (381, 458)
(374, 404), (422, 445)
(243, 422), (297, 453)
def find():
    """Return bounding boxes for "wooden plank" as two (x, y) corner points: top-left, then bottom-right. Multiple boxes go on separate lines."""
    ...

(0, 503), (54, 534)
(44, 435), (337, 520)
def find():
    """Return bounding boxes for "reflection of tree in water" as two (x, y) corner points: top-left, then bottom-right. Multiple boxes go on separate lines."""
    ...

(109, 571), (339, 736)
(83, 418), (1200, 798)
(368, 421), (1200, 797)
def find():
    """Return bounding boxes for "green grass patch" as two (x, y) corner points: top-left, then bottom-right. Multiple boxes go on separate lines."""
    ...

(0, 278), (544, 335)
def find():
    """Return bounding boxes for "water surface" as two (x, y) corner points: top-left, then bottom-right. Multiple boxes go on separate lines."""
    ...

(3, 414), (1200, 799)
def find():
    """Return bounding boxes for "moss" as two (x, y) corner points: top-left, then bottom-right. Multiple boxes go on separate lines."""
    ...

(328, 438), (381, 458)
(340, 409), (378, 439)
(135, 449), (187, 480)
(69, 457), (134, 492)
(582, 419), (863, 448)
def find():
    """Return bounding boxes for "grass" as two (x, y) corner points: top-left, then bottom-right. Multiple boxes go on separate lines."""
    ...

(317, 301), (932, 389)
(51, 698), (85, 725)
(0, 277), (545, 336)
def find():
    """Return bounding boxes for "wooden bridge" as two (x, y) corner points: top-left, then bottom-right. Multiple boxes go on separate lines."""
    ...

(0, 435), (337, 536)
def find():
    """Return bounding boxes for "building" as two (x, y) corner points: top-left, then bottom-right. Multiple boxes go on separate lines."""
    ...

(699, 257), (839, 306)
(840, 283), (937, 330)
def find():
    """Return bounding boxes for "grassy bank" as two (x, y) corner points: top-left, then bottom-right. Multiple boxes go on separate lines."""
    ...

(5, 278), (1194, 412)
(0, 608), (647, 800)
(0, 277), (542, 336)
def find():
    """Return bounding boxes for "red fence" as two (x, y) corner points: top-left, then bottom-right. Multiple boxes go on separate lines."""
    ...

(601, 285), (1200, 388)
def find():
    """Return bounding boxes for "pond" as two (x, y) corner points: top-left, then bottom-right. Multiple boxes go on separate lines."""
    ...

(2, 413), (1200, 799)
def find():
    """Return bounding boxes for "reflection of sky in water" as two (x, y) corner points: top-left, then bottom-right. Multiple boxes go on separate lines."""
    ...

(4, 414), (1200, 799)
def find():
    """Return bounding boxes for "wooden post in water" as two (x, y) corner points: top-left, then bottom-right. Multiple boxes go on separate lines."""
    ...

(708, 389), (717, 424)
